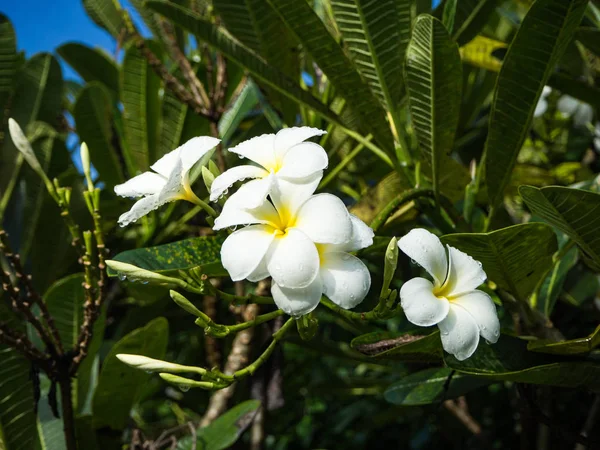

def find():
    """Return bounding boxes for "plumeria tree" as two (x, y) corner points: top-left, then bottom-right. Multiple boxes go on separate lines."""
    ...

(2, 0), (600, 449)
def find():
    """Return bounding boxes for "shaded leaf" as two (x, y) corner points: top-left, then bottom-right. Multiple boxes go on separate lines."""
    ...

(82, 0), (124, 38)
(441, 223), (558, 302)
(351, 330), (443, 362)
(57, 43), (119, 96)
(92, 318), (169, 430)
(0, 14), (17, 114)
(452, 0), (499, 46)
(484, 0), (588, 208)
(527, 325), (600, 355)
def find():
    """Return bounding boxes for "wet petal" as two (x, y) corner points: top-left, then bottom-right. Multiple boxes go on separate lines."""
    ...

(224, 175), (274, 210)
(397, 228), (448, 287)
(294, 193), (353, 244)
(151, 136), (220, 176)
(247, 258), (269, 282)
(117, 194), (165, 227)
(209, 165), (269, 202)
(271, 276), (323, 317)
(228, 133), (276, 169)
(277, 142), (328, 179)
(438, 304), (480, 361)
(321, 252), (371, 310)
(213, 195), (278, 230)
(270, 175), (320, 218)
(220, 225), (275, 281)
(158, 157), (186, 203)
(443, 245), (487, 297)
(400, 277), (450, 327)
(273, 127), (326, 160)
(341, 214), (374, 252)
(266, 229), (319, 289)
(114, 172), (166, 198)
(451, 290), (500, 344)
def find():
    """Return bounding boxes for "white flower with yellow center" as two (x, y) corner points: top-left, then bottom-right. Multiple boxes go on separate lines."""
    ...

(115, 137), (219, 226)
(209, 127), (327, 208)
(214, 180), (371, 316)
(398, 229), (500, 361)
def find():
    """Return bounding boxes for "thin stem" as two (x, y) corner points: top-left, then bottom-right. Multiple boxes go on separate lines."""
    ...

(227, 310), (285, 334)
(205, 283), (274, 305)
(338, 127), (394, 168)
(370, 188), (435, 232)
(187, 191), (218, 218)
(59, 376), (77, 450)
(320, 297), (388, 321)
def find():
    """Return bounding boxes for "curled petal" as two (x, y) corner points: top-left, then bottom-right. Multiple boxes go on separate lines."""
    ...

(443, 245), (487, 297)
(209, 165), (269, 202)
(397, 228), (448, 287)
(451, 290), (500, 344)
(438, 304), (480, 361)
(220, 225), (275, 281)
(118, 194), (165, 227)
(277, 142), (328, 180)
(151, 136), (220, 176)
(247, 258), (269, 282)
(271, 277), (323, 317)
(213, 199), (279, 230)
(400, 277), (449, 327)
(158, 157), (186, 203)
(295, 194), (352, 244)
(224, 175), (274, 210)
(114, 172), (165, 198)
(343, 214), (374, 252)
(266, 229), (319, 289)
(228, 133), (276, 169)
(271, 175), (321, 218)
(273, 127), (326, 160)
(321, 252), (371, 310)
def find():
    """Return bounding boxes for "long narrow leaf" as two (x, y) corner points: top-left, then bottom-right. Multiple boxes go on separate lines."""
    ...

(0, 14), (16, 115)
(57, 43), (119, 96)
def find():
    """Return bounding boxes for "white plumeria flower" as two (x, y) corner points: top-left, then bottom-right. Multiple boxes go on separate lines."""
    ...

(271, 214), (374, 316)
(398, 229), (500, 361)
(209, 127), (328, 208)
(534, 85), (552, 117)
(557, 95), (594, 127)
(214, 179), (370, 316)
(114, 137), (219, 226)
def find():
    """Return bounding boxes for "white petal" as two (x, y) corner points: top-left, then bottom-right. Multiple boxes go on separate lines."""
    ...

(343, 214), (374, 252)
(224, 175), (274, 210)
(228, 133), (276, 169)
(438, 304), (480, 361)
(321, 252), (371, 310)
(399, 277), (450, 327)
(114, 172), (166, 197)
(273, 127), (326, 160)
(451, 290), (500, 344)
(118, 194), (165, 227)
(397, 228), (448, 287)
(271, 277), (323, 317)
(247, 258), (269, 282)
(271, 175), (321, 218)
(294, 194), (353, 244)
(573, 104), (593, 127)
(277, 142), (328, 179)
(220, 225), (275, 281)
(209, 165), (268, 202)
(158, 157), (186, 203)
(151, 136), (220, 176)
(534, 98), (548, 117)
(443, 245), (487, 297)
(213, 199), (278, 230)
(266, 229), (319, 289)
(557, 95), (580, 116)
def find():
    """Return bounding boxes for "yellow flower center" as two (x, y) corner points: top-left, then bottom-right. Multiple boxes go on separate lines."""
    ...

(265, 203), (297, 237)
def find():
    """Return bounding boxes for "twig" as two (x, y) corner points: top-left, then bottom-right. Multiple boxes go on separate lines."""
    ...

(575, 394), (600, 450)
(444, 397), (482, 435)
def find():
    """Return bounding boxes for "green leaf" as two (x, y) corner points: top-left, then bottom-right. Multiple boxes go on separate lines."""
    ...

(0, 306), (40, 450)
(57, 43), (119, 96)
(74, 83), (124, 188)
(351, 330), (443, 362)
(218, 80), (260, 144)
(330, 0), (410, 118)
(146, 1), (346, 131)
(384, 367), (491, 405)
(121, 41), (163, 171)
(107, 235), (226, 277)
(484, 0), (588, 208)
(520, 186), (600, 268)
(442, 0), (457, 33)
(441, 223), (558, 302)
(177, 400), (260, 450)
(446, 335), (600, 390)
(92, 317), (169, 430)
(82, 0), (124, 38)
(0, 14), (17, 114)
(405, 15), (462, 202)
(528, 325), (600, 355)
(266, 0), (393, 151)
(452, 0), (499, 46)
(576, 27), (600, 57)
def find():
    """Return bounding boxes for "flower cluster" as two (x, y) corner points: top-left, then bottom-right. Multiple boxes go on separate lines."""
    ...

(210, 127), (373, 316)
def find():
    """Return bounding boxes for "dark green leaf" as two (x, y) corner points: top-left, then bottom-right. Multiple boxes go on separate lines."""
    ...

(520, 186), (600, 268)
(441, 223), (558, 302)
(74, 83), (124, 188)
(527, 325), (600, 355)
(406, 15), (462, 202)
(484, 0), (588, 208)
(218, 80), (260, 144)
(351, 330), (443, 362)
(384, 367), (491, 405)
(576, 27), (600, 57)
(92, 318), (169, 430)
(82, 0), (124, 38)
(442, 0), (457, 33)
(446, 335), (600, 390)
(107, 235), (226, 277)
(0, 14), (17, 114)
(452, 0), (498, 46)
(177, 400), (260, 450)
(57, 43), (119, 96)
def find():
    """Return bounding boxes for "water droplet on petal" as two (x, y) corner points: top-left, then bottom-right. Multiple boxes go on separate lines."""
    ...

(118, 273), (127, 281)
(179, 385), (190, 392)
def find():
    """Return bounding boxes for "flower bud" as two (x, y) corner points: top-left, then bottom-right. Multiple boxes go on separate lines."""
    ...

(106, 260), (187, 289)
